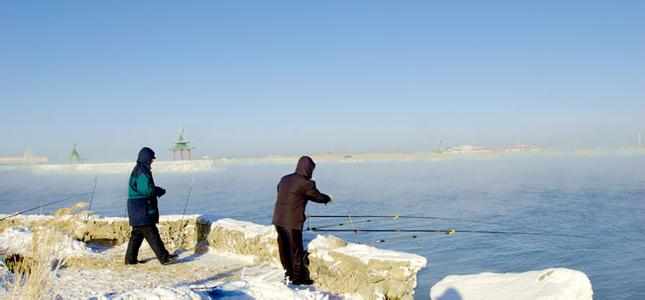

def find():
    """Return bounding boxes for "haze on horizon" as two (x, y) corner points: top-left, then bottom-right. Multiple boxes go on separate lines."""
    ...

(1, 1), (643, 162)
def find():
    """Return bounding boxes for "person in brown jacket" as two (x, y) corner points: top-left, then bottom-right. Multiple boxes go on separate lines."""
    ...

(272, 156), (331, 285)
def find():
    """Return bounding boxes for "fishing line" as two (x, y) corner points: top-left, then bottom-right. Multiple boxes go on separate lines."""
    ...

(306, 218), (375, 231)
(0, 191), (93, 221)
(308, 214), (505, 227)
(309, 228), (590, 240)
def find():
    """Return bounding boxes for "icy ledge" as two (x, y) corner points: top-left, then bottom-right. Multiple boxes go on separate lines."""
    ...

(430, 268), (593, 300)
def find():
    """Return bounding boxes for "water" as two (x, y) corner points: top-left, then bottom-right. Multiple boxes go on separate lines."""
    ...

(1, 156), (644, 299)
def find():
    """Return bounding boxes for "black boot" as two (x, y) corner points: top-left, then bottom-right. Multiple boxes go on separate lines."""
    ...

(161, 253), (178, 265)
(292, 277), (314, 285)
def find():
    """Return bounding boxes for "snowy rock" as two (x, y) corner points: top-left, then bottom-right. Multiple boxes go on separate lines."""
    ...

(430, 268), (593, 300)
(0, 227), (33, 255)
(308, 235), (427, 300)
(208, 219), (279, 264)
(0, 226), (94, 258)
(2, 214), (427, 300)
(0, 215), (210, 251)
(208, 221), (427, 300)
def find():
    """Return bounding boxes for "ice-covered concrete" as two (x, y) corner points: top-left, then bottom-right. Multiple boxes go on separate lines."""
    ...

(430, 268), (593, 300)
(208, 219), (280, 264)
(0, 214), (209, 251)
(2, 214), (427, 299)
(308, 235), (426, 300)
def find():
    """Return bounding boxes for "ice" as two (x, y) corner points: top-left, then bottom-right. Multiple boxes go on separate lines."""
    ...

(430, 268), (593, 300)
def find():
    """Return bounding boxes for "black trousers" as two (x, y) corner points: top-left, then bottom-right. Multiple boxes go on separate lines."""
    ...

(125, 224), (170, 263)
(275, 225), (310, 281)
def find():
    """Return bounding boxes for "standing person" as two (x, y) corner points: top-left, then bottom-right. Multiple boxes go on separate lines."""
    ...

(272, 156), (332, 285)
(125, 147), (178, 265)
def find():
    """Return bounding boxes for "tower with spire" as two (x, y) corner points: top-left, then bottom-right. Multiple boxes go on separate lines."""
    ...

(170, 129), (194, 160)
(70, 144), (81, 163)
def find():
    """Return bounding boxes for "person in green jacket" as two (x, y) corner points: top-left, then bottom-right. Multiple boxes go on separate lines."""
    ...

(125, 147), (177, 265)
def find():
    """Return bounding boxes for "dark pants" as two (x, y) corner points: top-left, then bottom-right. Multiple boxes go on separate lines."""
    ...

(275, 225), (310, 281)
(125, 225), (170, 263)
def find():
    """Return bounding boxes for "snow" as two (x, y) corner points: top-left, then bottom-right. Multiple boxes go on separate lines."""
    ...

(0, 227), (33, 255)
(95, 264), (343, 300)
(308, 235), (427, 271)
(196, 265), (342, 300)
(0, 214), (53, 222)
(99, 286), (209, 300)
(0, 226), (95, 257)
(65, 256), (343, 300)
(306, 235), (346, 262)
(430, 268), (593, 300)
(0, 265), (12, 295)
(212, 218), (275, 239)
(0, 227), (344, 300)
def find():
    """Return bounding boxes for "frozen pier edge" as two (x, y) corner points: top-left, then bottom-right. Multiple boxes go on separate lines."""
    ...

(1, 214), (427, 300)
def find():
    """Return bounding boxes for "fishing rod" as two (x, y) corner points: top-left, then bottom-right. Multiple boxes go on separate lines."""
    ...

(176, 167), (196, 251)
(306, 218), (375, 231)
(307, 214), (504, 226)
(309, 228), (590, 239)
(0, 192), (93, 222)
(88, 176), (99, 211)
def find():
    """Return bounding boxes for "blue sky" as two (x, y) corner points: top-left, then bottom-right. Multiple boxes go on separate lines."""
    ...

(1, 1), (644, 161)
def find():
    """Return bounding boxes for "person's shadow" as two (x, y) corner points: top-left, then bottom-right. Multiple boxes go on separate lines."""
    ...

(434, 288), (463, 300)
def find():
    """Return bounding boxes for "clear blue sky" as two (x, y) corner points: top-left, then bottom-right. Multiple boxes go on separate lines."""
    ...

(1, 1), (644, 161)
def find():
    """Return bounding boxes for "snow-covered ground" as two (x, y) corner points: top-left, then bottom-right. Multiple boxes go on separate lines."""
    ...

(0, 226), (347, 300)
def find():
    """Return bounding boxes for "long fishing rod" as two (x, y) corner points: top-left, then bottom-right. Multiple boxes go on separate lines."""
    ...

(0, 192), (93, 222)
(176, 167), (196, 251)
(307, 214), (503, 226)
(309, 228), (590, 239)
(306, 218), (375, 230)
(88, 176), (99, 211)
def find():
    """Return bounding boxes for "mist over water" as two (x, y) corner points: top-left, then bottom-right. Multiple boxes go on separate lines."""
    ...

(1, 156), (644, 299)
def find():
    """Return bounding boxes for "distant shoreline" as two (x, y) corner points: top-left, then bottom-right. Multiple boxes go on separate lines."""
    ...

(2, 147), (644, 173)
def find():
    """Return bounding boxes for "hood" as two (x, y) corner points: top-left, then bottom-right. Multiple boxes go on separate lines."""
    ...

(137, 147), (156, 166)
(295, 156), (315, 179)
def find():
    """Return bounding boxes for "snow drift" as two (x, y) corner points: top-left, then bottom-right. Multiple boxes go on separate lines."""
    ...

(430, 268), (593, 300)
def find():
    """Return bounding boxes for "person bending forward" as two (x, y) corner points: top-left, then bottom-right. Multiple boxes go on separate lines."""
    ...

(272, 156), (331, 285)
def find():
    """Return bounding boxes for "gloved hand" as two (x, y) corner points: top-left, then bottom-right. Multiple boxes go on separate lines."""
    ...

(155, 186), (166, 197)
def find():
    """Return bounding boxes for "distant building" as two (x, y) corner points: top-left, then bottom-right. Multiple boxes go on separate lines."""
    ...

(503, 144), (543, 153)
(444, 145), (493, 154)
(170, 129), (195, 160)
(0, 150), (48, 165)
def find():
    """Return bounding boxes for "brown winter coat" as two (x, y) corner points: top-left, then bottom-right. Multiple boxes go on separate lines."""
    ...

(272, 156), (331, 230)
